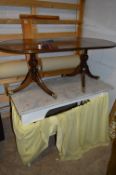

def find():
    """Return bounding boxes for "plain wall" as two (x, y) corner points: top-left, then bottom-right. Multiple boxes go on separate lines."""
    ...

(83, 0), (116, 108)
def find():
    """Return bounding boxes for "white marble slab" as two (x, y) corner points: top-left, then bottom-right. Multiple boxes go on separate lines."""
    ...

(11, 75), (113, 125)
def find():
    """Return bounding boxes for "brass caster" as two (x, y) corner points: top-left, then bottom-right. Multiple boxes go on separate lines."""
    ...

(52, 93), (57, 99)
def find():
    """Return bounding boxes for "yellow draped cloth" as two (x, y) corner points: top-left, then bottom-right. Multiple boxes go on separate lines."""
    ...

(12, 93), (110, 165)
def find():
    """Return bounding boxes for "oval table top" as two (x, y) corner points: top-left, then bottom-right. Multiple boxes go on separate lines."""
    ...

(0, 37), (116, 54)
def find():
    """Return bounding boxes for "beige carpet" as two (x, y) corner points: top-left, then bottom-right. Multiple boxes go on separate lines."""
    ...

(0, 117), (111, 175)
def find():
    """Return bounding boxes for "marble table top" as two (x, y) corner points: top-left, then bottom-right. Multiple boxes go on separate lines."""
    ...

(11, 75), (113, 125)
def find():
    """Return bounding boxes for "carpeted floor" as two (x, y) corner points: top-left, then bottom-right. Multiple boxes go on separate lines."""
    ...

(0, 117), (111, 175)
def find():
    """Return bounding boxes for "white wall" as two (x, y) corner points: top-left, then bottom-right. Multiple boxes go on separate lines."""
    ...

(83, 0), (116, 108)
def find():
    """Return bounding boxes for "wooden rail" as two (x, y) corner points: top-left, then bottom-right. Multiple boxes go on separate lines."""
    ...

(0, 18), (80, 25)
(0, 0), (80, 10)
